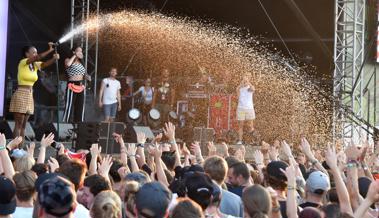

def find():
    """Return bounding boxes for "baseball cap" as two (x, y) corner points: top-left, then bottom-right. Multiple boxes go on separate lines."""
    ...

(35, 173), (60, 192)
(266, 161), (288, 182)
(0, 176), (16, 215)
(38, 176), (76, 217)
(306, 171), (330, 194)
(185, 172), (214, 210)
(135, 182), (172, 218)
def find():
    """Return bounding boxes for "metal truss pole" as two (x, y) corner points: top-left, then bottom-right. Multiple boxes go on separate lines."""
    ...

(70, 0), (99, 121)
(333, 0), (366, 142)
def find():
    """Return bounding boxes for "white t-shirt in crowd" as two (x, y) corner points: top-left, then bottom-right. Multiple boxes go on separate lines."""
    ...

(74, 203), (90, 218)
(102, 78), (121, 105)
(238, 85), (254, 109)
(137, 86), (154, 103)
(12, 207), (33, 218)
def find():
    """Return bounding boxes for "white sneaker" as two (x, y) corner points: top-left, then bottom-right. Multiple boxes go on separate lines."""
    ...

(236, 141), (243, 145)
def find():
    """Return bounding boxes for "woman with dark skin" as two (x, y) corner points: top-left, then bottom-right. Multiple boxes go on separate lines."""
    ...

(9, 42), (59, 139)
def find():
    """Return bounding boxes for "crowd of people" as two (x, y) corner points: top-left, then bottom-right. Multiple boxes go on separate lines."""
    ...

(0, 120), (378, 218)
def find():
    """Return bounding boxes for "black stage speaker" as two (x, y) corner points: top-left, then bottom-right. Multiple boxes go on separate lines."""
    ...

(34, 123), (58, 142)
(0, 121), (13, 139)
(76, 122), (125, 154)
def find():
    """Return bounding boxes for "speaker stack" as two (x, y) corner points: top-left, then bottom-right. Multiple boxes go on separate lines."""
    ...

(75, 122), (125, 154)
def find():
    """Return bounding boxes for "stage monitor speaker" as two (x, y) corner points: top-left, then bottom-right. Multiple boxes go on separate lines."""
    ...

(193, 127), (215, 155)
(34, 123), (58, 142)
(75, 122), (100, 151)
(8, 121), (36, 140)
(76, 122), (125, 154)
(53, 123), (74, 141)
(0, 121), (12, 139)
(132, 126), (154, 140)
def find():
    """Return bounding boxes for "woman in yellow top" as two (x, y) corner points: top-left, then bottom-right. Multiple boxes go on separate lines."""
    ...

(9, 42), (59, 139)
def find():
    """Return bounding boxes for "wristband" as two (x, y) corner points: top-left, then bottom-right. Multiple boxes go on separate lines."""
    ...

(287, 185), (296, 190)
(137, 143), (144, 148)
(0, 145), (6, 151)
(128, 154), (136, 158)
(346, 162), (358, 168)
(169, 140), (176, 145)
(311, 159), (318, 165)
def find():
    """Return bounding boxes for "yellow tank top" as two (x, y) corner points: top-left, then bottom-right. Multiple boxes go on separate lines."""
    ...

(17, 58), (42, 86)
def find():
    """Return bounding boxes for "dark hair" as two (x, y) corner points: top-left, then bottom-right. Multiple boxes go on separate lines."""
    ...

(56, 154), (70, 166)
(320, 203), (340, 218)
(171, 198), (204, 218)
(225, 156), (239, 168)
(22, 45), (35, 58)
(327, 188), (339, 203)
(71, 44), (81, 53)
(230, 162), (250, 180)
(161, 151), (176, 171)
(59, 159), (87, 191)
(84, 175), (110, 196)
(299, 207), (322, 218)
(109, 160), (123, 183)
(185, 172), (213, 210)
(13, 170), (37, 202)
(31, 163), (48, 176)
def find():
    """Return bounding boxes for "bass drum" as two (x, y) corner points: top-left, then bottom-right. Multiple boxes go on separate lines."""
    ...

(149, 108), (160, 120)
(168, 111), (178, 120)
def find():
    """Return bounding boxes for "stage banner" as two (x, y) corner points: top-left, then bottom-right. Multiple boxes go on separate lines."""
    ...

(0, 0), (9, 117)
(209, 94), (239, 135)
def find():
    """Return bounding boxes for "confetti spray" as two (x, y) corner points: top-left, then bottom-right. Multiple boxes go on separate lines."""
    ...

(63, 11), (332, 146)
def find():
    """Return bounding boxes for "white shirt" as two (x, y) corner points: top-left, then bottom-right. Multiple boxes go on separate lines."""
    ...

(238, 85), (254, 109)
(12, 207), (33, 218)
(74, 203), (90, 218)
(102, 78), (121, 105)
(137, 86), (154, 103)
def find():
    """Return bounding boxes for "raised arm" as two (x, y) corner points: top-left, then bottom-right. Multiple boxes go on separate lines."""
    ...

(37, 133), (55, 164)
(89, 144), (101, 175)
(354, 181), (379, 218)
(26, 42), (54, 65)
(0, 134), (15, 180)
(300, 137), (328, 175)
(325, 144), (353, 215)
(41, 53), (59, 69)
(149, 144), (169, 187)
(127, 143), (139, 172)
(163, 122), (181, 168)
(282, 162), (298, 218)
(65, 54), (77, 68)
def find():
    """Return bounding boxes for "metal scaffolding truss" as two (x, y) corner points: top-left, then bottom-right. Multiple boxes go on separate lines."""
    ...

(70, 0), (100, 99)
(333, 0), (366, 141)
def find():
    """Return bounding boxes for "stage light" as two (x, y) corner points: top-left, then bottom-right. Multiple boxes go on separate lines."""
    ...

(147, 108), (161, 129)
(127, 108), (142, 124)
(0, 0), (9, 117)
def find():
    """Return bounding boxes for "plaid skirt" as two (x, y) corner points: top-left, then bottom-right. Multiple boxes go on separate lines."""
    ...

(9, 88), (34, 114)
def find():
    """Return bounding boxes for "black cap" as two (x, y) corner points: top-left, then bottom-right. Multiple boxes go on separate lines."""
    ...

(0, 176), (16, 215)
(38, 176), (76, 217)
(267, 161), (288, 182)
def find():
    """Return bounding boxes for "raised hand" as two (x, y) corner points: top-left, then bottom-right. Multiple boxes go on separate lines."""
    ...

(7, 136), (22, 150)
(207, 141), (217, 156)
(268, 145), (279, 161)
(163, 122), (176, 141)
(41, 133), (55, 148)
(113, 133), (124, 145)
(234, 146), (246, 162)
(98, 155), (113, 177)
(325, 144), (338, 169)
(148, 144), (163, 159)
(190, 141), (202, 157)
(280, 163), (296, 186)
(181, 143), (191, 156)
(153, 133), (163, 143)
(26, 143), (35, 157)
(58, 143), (65, 155)
(136, 132), (147, 144)
(281, 140), (293, 158)
(90, 144), (102, 157)
(48, 157), (59, 173)
(300, 137), (315, 160)
(261, 141), (270, 153)
(345, 144), (361, 161)
(0, 134), (6, 148)
(126, 143), (137, 158)
(253, 150), (264, 165)
(220, 142), (229, 157)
